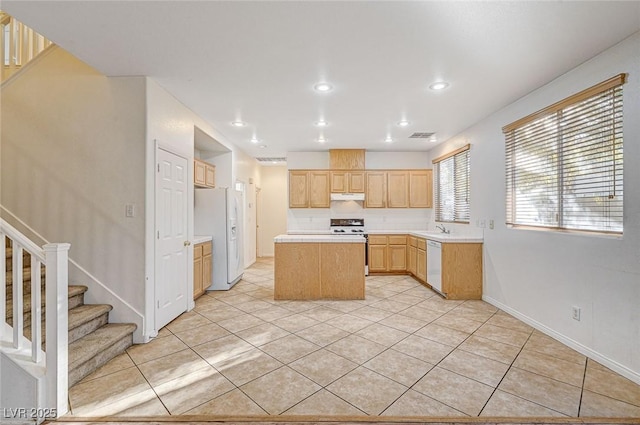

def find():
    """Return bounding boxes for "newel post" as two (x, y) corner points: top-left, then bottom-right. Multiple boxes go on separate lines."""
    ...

(44, 243), (70, 417)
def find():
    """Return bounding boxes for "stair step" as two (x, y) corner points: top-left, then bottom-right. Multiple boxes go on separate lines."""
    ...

(19, 289), (100, 348)
(68, 304), (112, 343)
(5, 285), (86, 323)
(68, 285), (88, 309)
(69, 323), (137, 387)
(5, 266), (46, 286)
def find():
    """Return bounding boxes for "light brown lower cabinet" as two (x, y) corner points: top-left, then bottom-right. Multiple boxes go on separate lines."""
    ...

(194, 241), (212, 299)
(416, 245), (427, 282)
(368, 235), (407, 273)
(274, 242), (365, 300)
(440, 243), (483, 300)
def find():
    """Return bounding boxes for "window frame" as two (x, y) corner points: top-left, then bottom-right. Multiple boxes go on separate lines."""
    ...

(503, 74), (625, 235)
(432, 144), (471, 224)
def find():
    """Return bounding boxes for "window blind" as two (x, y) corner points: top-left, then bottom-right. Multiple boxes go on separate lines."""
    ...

(504, 74), (625, 234)
(433, 144), (470, 223)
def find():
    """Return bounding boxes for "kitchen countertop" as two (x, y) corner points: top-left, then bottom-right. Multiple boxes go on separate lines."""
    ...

(408, 231), (483, 243)
(275, 234), (366, 243)
(193, 235), (213, 244)
(288, 229), (483, 243)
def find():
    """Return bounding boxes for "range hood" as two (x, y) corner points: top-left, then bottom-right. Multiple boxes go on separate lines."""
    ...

(330, 193), (365, 201)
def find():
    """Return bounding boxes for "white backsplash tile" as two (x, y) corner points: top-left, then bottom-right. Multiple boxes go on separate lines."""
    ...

(287, 202), (432, 233)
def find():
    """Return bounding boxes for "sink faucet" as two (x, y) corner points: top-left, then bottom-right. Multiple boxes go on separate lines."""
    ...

(436, 224), (450, 234)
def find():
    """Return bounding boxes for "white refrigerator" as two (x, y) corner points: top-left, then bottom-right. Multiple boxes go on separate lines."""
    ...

(194, 188), (244, 290)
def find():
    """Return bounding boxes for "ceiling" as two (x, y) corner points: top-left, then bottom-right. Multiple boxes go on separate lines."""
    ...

(4, 1), (640, 161)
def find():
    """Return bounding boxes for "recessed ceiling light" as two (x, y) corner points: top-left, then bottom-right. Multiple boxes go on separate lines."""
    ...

(314, 82), (333, 93)
(430, 135), (438, 143)
(315, 120), (328, 127)
(397, 120), (411, 127)
(231, 120), (246, 127)
(251, 138), (259, 144)
(317, 136), (327, 143)
(429, 81), (449, 91)
(384, 136), (393, 143)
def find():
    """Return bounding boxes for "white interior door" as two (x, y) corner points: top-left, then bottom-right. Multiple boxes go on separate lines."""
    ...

(155, 148), (189, 330)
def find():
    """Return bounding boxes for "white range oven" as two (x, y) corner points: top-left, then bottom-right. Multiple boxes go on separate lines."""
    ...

(329, 218), (368, 275)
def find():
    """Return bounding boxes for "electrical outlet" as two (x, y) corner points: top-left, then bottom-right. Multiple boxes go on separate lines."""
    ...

(572, 306), (581, 321)
(489, 219), (494, 229)
(125, 204), (135, 218)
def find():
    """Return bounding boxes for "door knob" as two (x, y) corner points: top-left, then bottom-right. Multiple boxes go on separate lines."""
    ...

(184, 241), (191, 247)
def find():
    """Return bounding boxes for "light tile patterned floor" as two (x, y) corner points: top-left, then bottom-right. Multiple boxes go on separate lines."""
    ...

(67, 257), (640, 418)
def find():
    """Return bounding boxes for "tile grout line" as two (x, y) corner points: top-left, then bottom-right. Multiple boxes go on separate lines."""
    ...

(577, 356), (589, 417)
(476, 326), (534, 416)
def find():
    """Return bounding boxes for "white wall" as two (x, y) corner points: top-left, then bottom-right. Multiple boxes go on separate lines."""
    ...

(429, 32), (640, 382)
(287, 151), (432, 232)
(0, 47), (147, 336)
(258, 166), (288, 256)
(145, 79), (261, 336)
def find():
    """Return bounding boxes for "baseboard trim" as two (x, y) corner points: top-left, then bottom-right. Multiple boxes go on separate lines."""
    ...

(483, 295), (640, 385)
(52, 415), (640, 424)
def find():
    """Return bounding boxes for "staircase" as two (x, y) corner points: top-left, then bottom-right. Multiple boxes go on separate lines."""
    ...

(4, 238), (137, 387)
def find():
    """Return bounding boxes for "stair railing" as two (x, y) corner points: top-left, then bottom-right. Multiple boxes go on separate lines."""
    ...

(1, 218), (69, 418)
(0, 10), (53, 83)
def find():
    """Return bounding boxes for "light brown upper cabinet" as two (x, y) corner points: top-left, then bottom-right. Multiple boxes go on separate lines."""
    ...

(409, 170), (433, 208)
(365, 171), (387, 208)
(365, 170), (431, 208)
(289, 170), (330, 208)
(329, 149), (365, 170)
(387, 171), (409, 208)
(194, 159), (216, 188)
(330, 171), (365, 193)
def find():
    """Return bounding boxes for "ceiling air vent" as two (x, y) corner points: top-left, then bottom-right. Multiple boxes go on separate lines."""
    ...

(255, 157), (287, 163)
(409, 132), (435, 139)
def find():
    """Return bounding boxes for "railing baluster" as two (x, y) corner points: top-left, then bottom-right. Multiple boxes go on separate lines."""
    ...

(0, 234), (6, 336)
(8, 17), (16, 72)
(12, 245), (23, 348)
(31, 257), (42, 362)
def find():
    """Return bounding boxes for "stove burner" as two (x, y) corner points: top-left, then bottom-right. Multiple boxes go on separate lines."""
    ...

(329, 218), (366, 234)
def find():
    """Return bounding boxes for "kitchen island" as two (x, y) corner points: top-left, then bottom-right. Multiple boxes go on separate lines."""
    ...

(274, 234), (365, 300)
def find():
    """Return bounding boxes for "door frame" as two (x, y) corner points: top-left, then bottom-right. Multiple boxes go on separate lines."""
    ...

(256, 186), (261, 258)
(144, 140), (193, 341)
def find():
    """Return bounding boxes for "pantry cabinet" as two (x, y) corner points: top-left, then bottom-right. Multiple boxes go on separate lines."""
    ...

(289, 170), (330, 208)
(194, 159), (215, 188)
